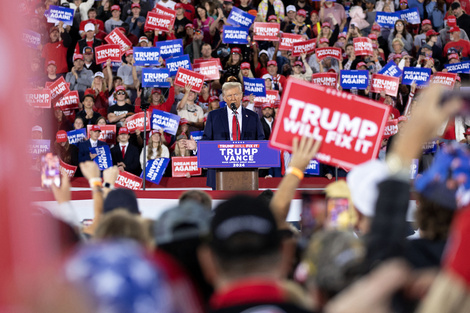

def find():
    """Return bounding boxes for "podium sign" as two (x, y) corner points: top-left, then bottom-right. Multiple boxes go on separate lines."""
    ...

(197, 141), (280, 168)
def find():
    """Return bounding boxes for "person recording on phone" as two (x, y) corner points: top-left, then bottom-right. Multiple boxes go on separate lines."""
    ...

(183, 82), (265, 188)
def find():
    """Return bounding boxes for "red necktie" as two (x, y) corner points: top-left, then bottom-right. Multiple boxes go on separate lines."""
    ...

(232, 114), (240, 140)
(121, 145), (126, 159)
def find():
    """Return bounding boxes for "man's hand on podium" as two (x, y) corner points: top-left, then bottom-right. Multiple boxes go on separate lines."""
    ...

(182, 136), (197, 150)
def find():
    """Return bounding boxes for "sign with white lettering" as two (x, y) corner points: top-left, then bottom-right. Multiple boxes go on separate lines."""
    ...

(104, 28), (132, 55)
(142, 68), (170, 87)
(95, 44), (122, 64)
(174, 68), (205, 93)
(253, 22), (280, 41)
(227, 6), (255, 28)
(222, 26), (249, 44)
(172, 156), (202, 177)
(340, 70), (369, 89)
(25, 89), (51, 108)
(133, 47), (161, 66)
(115, 171), (143, 190)
(269, 78), (390, 169)
(89, 145), (113, 170)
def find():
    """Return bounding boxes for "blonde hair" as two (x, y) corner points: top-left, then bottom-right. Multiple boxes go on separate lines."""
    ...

(174, 139), (191, 156)
(392, 38), (404, 47)
(91, 77), (107, 93)
(147, 133), (163, 160)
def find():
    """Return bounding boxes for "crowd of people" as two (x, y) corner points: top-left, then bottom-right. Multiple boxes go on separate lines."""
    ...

(29, 0), (470, 181)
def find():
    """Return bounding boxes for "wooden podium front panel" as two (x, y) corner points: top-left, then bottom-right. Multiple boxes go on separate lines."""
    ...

(215, 168), (259, 190)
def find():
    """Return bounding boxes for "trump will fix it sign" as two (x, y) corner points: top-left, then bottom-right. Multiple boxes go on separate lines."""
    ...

(269, 78), (390, 169)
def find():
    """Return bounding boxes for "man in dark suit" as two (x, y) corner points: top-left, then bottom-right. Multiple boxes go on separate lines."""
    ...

(110, 127), (141, 176)
(78, 125), (108, 163)
(260, 102), (275, 140)
(201, 82), (265, 188)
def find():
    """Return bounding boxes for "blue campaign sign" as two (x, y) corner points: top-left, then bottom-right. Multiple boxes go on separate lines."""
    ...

(445, 61), (470, 73)
(165, 54), (192, 77)
(219, 101), (227, 108)
(23, 30), (42, 49)
(45, 5), (75, 26)
(142, 68), (170, 88)
(400, 8), (420, 25)
(155, 39), (184, 59)
(143, 158), (170, 184)
(378, 60), (403, 77)
(222, 26), (249, 44)
(375, 12), (400, 28)
(133, 47), (161, 66)
(67, 128), (87, 146)
(227, 7), (255, 28)
(402, 67), (431, 86)
(197, 141), (281, 168)
(244, 77), (266, 96)
(29, 139), (50, 159)
(151, 109), (180, 135)
(304, 160), (320, 175)
(423, 140), (437, 154)
(89, 146), (113, 170)
(190, 131), (204, 141)
(339, 70), (369, 89)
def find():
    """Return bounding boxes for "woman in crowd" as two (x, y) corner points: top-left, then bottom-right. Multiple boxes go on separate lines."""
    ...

(135, 80), (175, 114)
(73, 117), (86, 130)
(193, 6), (214, 44)
(140, 129), (170, 169)
(222, 48), (243, 83)
(53, 130), (78, 167)
(388, 19), (413, 53)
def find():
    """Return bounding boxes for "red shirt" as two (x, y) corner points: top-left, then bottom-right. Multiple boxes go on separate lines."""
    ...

(41, 41), (69, 74)
(135, 87), (175, 113)
(182, 3), (195, 21)
(443, 39), (470, 57)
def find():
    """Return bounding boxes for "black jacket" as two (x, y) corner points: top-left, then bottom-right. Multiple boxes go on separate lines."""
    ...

(110, 142), (141, 176)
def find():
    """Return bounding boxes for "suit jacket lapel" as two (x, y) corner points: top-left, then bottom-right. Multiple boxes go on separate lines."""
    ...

(222, 107), (230, 140)
(241, 107), (248, 140)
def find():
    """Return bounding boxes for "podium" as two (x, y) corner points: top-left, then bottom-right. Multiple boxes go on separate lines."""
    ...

(197, 141), (280, 191)
(215, 168), (259, 190)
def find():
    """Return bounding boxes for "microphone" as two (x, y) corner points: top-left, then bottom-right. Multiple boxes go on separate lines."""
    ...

(230, 102), (237, 113)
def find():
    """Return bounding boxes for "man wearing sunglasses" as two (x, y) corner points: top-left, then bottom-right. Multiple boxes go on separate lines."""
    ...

(108, 85), (135, 126)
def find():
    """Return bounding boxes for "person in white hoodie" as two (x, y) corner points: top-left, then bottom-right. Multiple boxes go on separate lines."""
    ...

(61, 0), (94, 22)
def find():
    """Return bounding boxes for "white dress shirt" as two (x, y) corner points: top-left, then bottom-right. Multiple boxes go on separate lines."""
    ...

(227, 105), (243, 140)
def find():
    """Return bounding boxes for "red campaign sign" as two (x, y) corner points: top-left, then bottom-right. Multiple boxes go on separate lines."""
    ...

(171, 156), (202, 177)
(430, 72), (457, 89)
(174, 68), (205, 93)
(55, 90), (80, 111)
(269, 78), (390, 169)
(292, 39), (316, 57)
(353, 37), (373, 56)
(194, 57), (222, 70)
(95, 44), (122, 64)
(87, 124), (116, 145)
(59, 159), (77, 178)
(383, 119), (398, 139)
(125, 112), (151, 133)
(315, 47), (342, 61)
(370, 74), (400, 97)
(254, 90), (279, 107)
(152, 4), (176, 17)
(311, 73), (337, 88)
(279, 33), (303, 51)
(104, 28), (132, 55)
(145, 11), (175, 32)
(192, 60), (220, 81)
(114, 171), (143, 190)
(253, 22), (280, 42)
(25, 89), (51, 108)
(47, 76), (70, 106)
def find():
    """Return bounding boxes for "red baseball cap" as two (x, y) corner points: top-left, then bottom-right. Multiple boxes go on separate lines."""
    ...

(175, 3), (183, 9)
(151, 88), (162, 95)
(449, 53), (460, 60)
(322, 22), (331, 28)
(426, 29), (439, 36)
(464, 128), (470, 136)
(294, 61), (303, 67)
(185, 23), (194, 29)
(368, 33), (378, 40)
(90, 125), (101, 132)
(371, 24), (381, 31)
(297, 9), (307, 17)
(267, 60), (277, 67)
(115, 85), (126, 92)
(449, 26), (460, 33)
(240, 62), (250, 69)
(139, 36), (149, 43)
(56, 130), (68, 143)
(49, 26), (59, 33)
(311, 10), (318, 15)
(209, 96), (219, 102)
(319, 37), (329, 44)
(393, 53), (402, 59)
(179, 118), (189, 125)
(262, 103), (274, 109)
(73, 54), (84, 61)
(338, 32), (347, 39)
(47, 60), (57, 67)
(422, 19), (432, 25)
(131, 3), (141, 9)
(400, 0), (407, 4)
(267, 15), (278, 22)
(447, 16), (457, 27)
(356, 62), (367, 69)
(232, 47), (242, 54)
(111, 5), (121, 11)
(456, 75), (461, 82)
(125, 49), (133, 56)
(242, 96), (250, 102)
(119, 127), (129, 134)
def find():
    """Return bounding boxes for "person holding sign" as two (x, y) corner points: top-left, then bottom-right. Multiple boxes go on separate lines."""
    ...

(135, 83), (175, 114)
(41, 23), (71, 75)
(78, 125), (107, 163)
(177, 84), (205, 133)
(140, 129), (170, 170)
(53, 130), (78, 169)
(290, 55), (313, 81)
